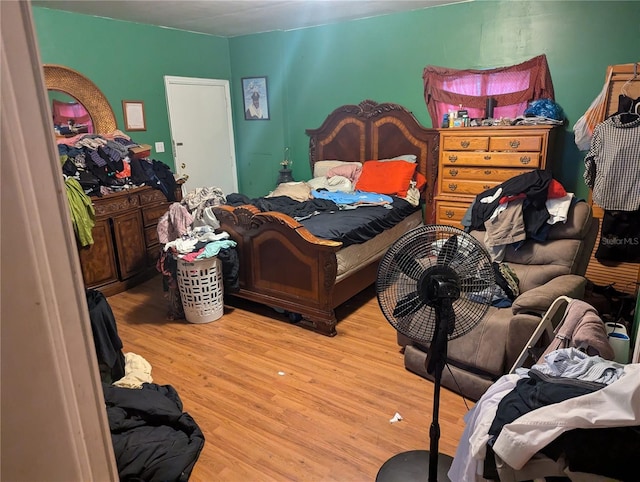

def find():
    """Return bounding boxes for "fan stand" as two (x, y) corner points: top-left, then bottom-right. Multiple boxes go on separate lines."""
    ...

(376, 279), (457, 482)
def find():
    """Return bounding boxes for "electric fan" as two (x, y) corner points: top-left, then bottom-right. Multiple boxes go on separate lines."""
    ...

(376, 225), (495, 482)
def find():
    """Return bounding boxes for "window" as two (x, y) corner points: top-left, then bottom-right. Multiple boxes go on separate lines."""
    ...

(423, 54), (555, 126)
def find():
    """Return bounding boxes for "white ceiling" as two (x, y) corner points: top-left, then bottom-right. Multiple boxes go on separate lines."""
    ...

(32, 0), (467, 37)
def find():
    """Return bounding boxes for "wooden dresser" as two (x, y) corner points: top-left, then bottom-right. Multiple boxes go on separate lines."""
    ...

(435, 125), (558, 228)
(77, 185), (177, 296)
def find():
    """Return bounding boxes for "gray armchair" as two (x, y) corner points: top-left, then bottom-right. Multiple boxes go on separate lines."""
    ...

(398, 201), (599, 401)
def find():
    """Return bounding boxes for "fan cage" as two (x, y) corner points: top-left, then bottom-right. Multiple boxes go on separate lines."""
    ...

(376, 225), (495, 344)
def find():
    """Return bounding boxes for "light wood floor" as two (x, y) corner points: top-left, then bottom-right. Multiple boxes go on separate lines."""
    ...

(109, 275), (472, 481)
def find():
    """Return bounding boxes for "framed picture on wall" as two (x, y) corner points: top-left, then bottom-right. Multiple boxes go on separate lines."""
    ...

(242, 77), (270, 120)
(122, 100), (146, 131)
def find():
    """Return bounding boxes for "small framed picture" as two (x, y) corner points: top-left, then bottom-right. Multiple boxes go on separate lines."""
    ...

(122, 100), (146, 131)
(242, 77), (269, 120)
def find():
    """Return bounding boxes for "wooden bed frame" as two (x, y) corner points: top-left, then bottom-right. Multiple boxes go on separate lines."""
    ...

(212, 100), (439, 336)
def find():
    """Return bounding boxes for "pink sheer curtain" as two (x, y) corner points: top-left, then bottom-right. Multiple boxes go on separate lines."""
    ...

(52, 100), (93, 133)
(423, 55), (555, 127)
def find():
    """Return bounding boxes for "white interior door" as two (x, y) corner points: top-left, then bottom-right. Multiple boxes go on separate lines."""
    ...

(164, 76), (238, 196)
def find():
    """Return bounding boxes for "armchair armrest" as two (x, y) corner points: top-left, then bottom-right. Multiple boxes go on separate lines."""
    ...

(512, 275), (587, 316)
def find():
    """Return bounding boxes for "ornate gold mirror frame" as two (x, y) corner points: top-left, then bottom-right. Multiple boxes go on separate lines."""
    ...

(44, 64), (117, 133)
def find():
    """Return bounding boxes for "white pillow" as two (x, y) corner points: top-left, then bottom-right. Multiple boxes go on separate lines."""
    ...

(313, 160), (362, 178)
(380, 154), (417, 163)
(306, 177), (328, 190)
(306, 175), (353, 192)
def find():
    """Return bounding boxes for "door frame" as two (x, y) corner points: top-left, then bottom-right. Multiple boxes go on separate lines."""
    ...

(1, 1), (117, 480)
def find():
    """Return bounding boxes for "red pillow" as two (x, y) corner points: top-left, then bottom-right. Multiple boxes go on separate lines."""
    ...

(355, 160), (417, 195)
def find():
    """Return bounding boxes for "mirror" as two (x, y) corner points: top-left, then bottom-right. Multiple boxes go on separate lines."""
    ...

(49, 90), (93, 135)
(43, 64), (117, 134)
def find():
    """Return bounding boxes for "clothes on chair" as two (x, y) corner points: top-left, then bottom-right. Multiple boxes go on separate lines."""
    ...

(469, 170), (553, 237)
(487, 370), (605, 448)
(492, 363), (640, 471)
(530, 347), (624, 384)
(483, 369), (604, 478)
(448, 373), (524, 482)
(540, 299), (615, 360)
(450, 351), (640, 481)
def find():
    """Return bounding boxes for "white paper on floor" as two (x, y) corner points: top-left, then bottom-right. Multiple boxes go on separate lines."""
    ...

(389, 412), (403, 423)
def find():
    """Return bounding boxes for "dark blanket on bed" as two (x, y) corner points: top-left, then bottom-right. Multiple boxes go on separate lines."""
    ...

(225, 193), (419, 247)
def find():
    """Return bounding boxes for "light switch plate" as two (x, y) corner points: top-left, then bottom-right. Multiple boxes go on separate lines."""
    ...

(155, 141), (165, 153)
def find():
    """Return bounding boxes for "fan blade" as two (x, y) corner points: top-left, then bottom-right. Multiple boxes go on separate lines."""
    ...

(459, 275), (494, 292)
(451, 249), (482, 271)
(393, 291), (422, 318)
(437, 235), (459, 265)
(393, 252), (423, 281)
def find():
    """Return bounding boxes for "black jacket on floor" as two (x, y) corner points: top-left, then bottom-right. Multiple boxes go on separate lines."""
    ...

(103, 383), (205, 482)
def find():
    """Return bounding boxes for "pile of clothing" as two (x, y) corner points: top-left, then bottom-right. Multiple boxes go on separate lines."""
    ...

(59, 130), (177, 200)
(463, 170), (575, 262)
(86, 289), (205, 481)
(450, 299), (639, 482)
(156, 187), (239, 319)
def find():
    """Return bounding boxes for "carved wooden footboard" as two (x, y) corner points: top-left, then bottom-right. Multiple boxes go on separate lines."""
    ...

(213, 204), (344, 336)
(214, 100), (438, 336)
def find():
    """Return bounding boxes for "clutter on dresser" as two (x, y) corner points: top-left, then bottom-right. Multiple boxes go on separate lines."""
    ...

(441, 98), (565, 129)
(58, 129), (175, 198)
(58, 129), (182, 296)
(424, 54), (556, 129)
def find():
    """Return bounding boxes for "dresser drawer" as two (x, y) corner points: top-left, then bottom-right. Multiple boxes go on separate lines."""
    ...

(442, 151), (541, 168)
(142, 203), (170, 227)
(442, 136), (489, 151)
(93, 193), (139, 218)
(435, 201), (466, 229)
(440, 178), (502, 196)
(442, 167), (533, 183)
(144, 225), (159, 246)
(489, 135), (542, 152)
(140, 188), (168, 205)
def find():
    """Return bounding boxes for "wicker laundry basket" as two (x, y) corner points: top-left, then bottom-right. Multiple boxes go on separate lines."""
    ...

(176, 256), (224, 323)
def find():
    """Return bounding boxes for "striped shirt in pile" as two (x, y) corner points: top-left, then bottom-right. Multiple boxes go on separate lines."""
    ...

(583, 115), (640, 211)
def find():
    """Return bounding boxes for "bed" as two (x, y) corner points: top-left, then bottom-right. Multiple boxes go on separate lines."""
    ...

(212, 100), (439, 336)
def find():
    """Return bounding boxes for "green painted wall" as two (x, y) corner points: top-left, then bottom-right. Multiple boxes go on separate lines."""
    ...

(33, 7), (231, 168)
(229, 32), (287, 194)
(34, 2), (640, 199)
(229, 0), (640, 198)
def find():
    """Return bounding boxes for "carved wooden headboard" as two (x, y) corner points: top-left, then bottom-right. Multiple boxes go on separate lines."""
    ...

(305, 99), (439, 223)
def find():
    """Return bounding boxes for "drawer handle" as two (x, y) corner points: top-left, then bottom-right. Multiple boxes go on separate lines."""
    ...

(484, 169), (492, 175)
(484, 155), (491, 160)
(460, 140), (470, 148)
(510, 140), (521, 148)
(448, 155), (458, 162)
(445, 210), (455, 218)
(483, 184), (491, 190)
(448, 183), (458, 191)
(520, 156), (531, 165)
(449, 168), (458, 177)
